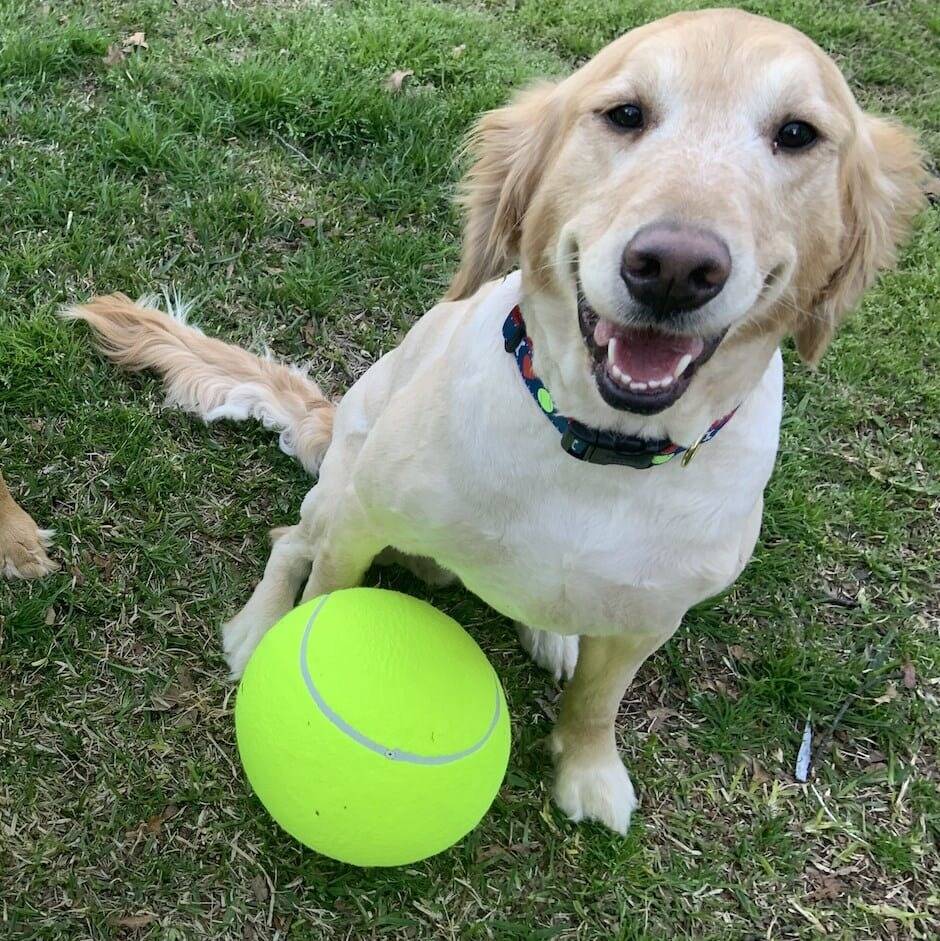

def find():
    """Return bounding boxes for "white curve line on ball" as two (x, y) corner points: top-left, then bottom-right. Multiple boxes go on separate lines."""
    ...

(298, 594), (502, 765)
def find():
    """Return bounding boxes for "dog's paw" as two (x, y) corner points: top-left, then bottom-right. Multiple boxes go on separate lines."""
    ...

(551, 742), (637, 835)
(222, 608), (269, 680)
(0, 511), (58, 580)
(516, 623), (578, 681)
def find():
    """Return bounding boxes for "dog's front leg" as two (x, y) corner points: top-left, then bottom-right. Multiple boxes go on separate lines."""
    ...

(551, 626), (677, 834)
(299, 510), (383, 603)
(223, 479), (385, 677)
(222, 525), (315, 678)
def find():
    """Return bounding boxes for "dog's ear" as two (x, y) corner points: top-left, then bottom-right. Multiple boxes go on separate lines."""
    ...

(447, 82), (560, 301)
(794, 116), (925, 364)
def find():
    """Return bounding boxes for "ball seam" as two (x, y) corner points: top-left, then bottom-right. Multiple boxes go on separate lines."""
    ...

(298, 594), (502, 765)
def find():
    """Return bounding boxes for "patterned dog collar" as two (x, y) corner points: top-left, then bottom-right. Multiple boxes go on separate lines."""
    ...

(503, 305), (737, 469)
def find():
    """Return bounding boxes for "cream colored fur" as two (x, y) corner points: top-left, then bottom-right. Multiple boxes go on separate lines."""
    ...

(62, 292), (334, 475)
(66, 10), (925, 833)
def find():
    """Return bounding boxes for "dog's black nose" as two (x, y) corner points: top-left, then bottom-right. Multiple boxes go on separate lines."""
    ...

(622, 223), (731, 314)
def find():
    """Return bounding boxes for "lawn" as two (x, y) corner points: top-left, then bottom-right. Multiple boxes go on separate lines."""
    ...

(0, 0), (937, 937)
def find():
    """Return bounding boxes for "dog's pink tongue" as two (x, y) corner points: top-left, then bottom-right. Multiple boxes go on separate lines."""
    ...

(593, 320), (704, 382)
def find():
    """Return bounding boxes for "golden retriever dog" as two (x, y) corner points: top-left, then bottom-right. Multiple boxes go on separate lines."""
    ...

(67, 10), (924, 832)
(0, 472), (56, 579)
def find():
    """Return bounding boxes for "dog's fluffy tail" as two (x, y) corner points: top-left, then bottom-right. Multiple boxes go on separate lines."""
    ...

(63, 293), (334, 474)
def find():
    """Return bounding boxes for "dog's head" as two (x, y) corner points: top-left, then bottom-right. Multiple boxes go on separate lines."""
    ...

(448, 10), (924, 421)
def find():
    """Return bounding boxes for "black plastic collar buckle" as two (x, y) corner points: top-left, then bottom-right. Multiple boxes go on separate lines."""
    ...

(503, 318), (526, 353)
(561, 419), (667, 469)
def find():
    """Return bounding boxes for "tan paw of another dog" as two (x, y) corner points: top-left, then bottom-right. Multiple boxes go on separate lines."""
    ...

(0, 511), (58, 579)
(552, 742), (637, 835)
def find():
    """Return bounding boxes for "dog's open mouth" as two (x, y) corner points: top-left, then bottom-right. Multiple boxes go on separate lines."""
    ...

(578, 295), (725, 414)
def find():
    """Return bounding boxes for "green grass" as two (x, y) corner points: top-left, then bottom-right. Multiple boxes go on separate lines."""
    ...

(1, 0), (938, 937)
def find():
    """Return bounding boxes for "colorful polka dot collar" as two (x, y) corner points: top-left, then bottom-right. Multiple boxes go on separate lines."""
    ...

(503, 305), (738, 469)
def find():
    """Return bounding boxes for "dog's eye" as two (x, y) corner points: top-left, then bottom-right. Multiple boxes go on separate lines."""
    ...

(774, 120), (818, 151)
(605, 104), (644, 130)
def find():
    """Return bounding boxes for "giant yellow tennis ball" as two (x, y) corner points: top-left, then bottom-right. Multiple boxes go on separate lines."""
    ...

(235, 588), (510, 867)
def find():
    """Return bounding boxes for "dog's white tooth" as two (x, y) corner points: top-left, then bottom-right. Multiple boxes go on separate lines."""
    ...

(621, 372), (632, 383)
(607, 337), (618, 362)
(610, 363), (622, 381)
(629, 381), (648, 391)
(647, 378), (661, 389)
(674, 354), (693, 378)
(660, 374), (674, 388)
